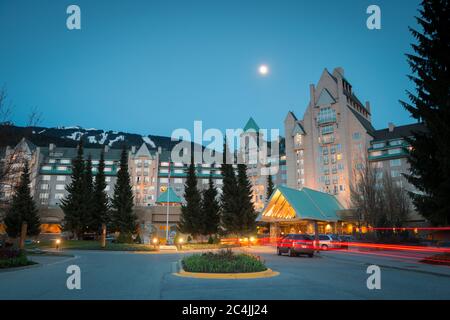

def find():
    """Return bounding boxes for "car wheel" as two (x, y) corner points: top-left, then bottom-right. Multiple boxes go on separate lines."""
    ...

(277, 248), (282, 256)
(288, 248), (295, 257)
(308, 253), (314, 258)
(321, 244), (328, 251)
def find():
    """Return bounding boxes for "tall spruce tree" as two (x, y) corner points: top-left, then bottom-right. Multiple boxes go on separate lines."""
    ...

(61, 141), (87, 239)
(236, 163), (258, 236)
(178, 154), (202, 237)
(90, 151), (110, 233)
(4, 162), (40, 238)
(111, 147), (136, 234)
(266, 174), (274, 201)
(84, 155), (94, 231)
(400, 0), (450, 225)
(200, 174), (220, 236)
(220, 141), (240, 235)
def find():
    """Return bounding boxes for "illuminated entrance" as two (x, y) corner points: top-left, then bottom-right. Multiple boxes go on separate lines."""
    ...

(258, 186), (344, 241)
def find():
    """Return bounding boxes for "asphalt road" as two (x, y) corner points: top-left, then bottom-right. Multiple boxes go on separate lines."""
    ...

(0, 247), (449, 299)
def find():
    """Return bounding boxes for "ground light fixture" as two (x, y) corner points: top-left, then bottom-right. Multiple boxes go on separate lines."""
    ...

(178, 238), (184, 250)
(152, 237), (159, 250)
(55, 239), (61, 250)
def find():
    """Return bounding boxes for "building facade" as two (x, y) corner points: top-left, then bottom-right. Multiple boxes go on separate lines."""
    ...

(285, 67), (375, 208)
(239, 117), (287, 212)
(369, 122), (426, 225)
(284, 67), (427, 225)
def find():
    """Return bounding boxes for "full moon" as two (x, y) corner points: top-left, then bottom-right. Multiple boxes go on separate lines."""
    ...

(258, 64), (269, 75)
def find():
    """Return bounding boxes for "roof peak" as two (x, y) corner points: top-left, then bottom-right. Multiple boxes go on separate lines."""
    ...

(243, 117), (260, 132)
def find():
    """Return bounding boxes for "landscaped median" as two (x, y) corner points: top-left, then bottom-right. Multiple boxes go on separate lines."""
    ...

(174, 249), (279, 279)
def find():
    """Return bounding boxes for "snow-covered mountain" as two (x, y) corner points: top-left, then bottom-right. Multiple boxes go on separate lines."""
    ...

(0, 124), (180, 151)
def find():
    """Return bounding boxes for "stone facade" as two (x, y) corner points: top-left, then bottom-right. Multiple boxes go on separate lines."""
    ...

(285, 67), (374, 208)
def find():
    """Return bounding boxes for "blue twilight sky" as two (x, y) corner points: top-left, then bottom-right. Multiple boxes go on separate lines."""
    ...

(0, 0), (420, 138)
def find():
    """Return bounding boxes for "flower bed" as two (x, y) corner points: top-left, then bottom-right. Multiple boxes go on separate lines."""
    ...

(0, 248), (36, 269)
(182, 249), (267, 273)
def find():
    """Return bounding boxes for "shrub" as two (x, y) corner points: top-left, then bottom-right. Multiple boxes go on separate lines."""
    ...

(0, 249), (35, 269)
(182, 249), (267, 273)
(116, 232), (134, 244)
(208, 235), (214, 244)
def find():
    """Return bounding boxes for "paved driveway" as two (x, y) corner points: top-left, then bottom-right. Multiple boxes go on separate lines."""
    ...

(0, 247), (449, 299)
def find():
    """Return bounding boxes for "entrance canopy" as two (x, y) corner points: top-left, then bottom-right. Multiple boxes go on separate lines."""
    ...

(258, 186), (343, 223)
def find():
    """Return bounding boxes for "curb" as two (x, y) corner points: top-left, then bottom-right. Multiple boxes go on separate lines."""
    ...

(172, 260), (280, 279)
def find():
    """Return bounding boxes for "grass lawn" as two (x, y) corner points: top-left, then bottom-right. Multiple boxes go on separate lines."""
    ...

(26, 240), (157, 252)
(182, 249), (267, 273)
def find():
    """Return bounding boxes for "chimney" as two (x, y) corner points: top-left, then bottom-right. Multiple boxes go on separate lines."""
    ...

(131, 146), (136, 153)
(335, 67), (344, 76)
(388, 122), (395, 133)
(104, 145), (109, 153)
(157, 146), (162, 154)
(365, 101), (371, 113)
(309, 84), (315, 106)
(49, 143), (55, 151)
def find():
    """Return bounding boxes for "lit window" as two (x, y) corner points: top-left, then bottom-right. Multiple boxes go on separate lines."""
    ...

(55, 184), (65, 190)
(388, 148), (402, 155)
(352, 132), (361, 140)
(57, 176), (66, 181)
(42, 175), (51, 181)
(372, 142), (385, 149)
(391, 170), (400, 178)
(390, 159), (401, 167)
(390, 140), (403, 146)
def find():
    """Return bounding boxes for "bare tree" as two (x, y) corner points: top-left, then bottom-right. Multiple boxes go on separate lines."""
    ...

(381, 172), (410, 228)
(349, 158), (383, 231)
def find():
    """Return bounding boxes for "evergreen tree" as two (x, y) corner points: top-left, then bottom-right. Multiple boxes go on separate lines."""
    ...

(236, 163), (258, 236)
(90, 151), (110, 233)
(61, 141), (87, 239)
(111, 147), (136, 235)
(178, 154), (202, 236)
(4, 162), (40, 238)
(266, 174), (274, 201)
(83, 155), (94, 231)
(200, 174), (220, 236)
(220, 141), (240, 234)
(400, 0), (450, 225)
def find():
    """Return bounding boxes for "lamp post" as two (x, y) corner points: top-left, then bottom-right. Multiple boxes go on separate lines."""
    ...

(165, 158), (171, 243)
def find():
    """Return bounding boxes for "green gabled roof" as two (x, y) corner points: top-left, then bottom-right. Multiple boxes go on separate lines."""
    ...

(156, 187), (182, 204)
(262, 185), (342, 222)
(243, 117), (260, 132)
